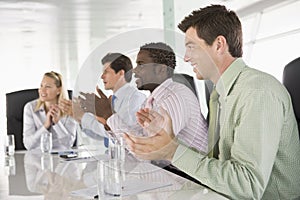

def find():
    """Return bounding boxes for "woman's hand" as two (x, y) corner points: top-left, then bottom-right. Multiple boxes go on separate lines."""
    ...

(49, 104), (61, 124)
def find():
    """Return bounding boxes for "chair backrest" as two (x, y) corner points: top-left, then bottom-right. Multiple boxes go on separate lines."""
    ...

(172, 73), (198, 98)
(282, 57), (300, 137)
(204, 79), (214, 107)
(6, 89), (73, 150)
(204, 79), (214, 122)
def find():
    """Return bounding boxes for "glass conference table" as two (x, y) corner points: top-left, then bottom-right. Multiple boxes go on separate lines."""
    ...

(0, 144), (227, 200)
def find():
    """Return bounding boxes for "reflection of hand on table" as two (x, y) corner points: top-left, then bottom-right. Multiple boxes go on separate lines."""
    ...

(24, 151), (85, 199)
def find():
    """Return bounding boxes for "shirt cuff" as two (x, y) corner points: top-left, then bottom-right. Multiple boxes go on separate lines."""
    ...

(81, 112), (95, 129)
(172, 144), (206, 174)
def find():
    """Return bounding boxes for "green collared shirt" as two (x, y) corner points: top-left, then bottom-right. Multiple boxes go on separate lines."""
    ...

(173, 58), (300, 199)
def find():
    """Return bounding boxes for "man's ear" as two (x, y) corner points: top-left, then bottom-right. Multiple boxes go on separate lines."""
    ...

(118, 69), (125, 76)
(215, 35), (227, 54)
(154, 64), (167, 75)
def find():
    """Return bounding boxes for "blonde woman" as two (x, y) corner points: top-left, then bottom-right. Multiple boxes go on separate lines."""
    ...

(23, 71), (76, 150)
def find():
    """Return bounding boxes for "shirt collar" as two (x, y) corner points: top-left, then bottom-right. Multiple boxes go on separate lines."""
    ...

(113, 83), (130, 99)
(216, 58), (246, 98)
(150, 78), (172, 100)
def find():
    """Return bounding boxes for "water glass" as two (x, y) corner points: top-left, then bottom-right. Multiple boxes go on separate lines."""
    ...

(108, 136), (126, 161)
(5, 134), (15, 156)
(41, 132), (52, 153)
(97, 160), (123, 198)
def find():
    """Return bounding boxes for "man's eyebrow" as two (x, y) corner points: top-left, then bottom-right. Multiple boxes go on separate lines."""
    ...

(185, 41), (193, 46)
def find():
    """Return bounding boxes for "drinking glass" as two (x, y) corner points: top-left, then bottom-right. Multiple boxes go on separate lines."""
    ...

(97, 159), (123, 198)
(5, 134), (15, 156)
(41, 132), (53, 153)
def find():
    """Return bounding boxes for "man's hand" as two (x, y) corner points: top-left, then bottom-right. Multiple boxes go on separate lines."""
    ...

(136, 107), (173, 136)
(59, 99), (73, 116)
(72, 97), (85, 123)
(78, 86), (113, 120)
(124, 108), (178, 161)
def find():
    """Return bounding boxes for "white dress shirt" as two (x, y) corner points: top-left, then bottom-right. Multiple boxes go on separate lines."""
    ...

(81, 83), (146, 138)
(23, 99), (77, 150)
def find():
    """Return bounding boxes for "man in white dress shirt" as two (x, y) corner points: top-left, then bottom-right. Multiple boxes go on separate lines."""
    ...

(72, 53), (146, 144)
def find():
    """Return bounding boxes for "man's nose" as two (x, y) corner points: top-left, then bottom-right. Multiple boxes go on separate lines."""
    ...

(133, 66), (139, 73)
(184, 52), (190, 62)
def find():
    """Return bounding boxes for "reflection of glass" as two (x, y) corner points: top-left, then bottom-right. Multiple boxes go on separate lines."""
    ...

(24, 151), (84, 199)
(5, 134), (15, 156)
(41, 154), (53, 171)
(41, 132), (52, 153)
(4, 155), (16, 176)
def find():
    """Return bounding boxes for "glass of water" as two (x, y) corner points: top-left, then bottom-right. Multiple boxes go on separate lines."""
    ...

(97, 159), (123, 198)
(5, 134), (15, 156)
(41, 132), (53, 153)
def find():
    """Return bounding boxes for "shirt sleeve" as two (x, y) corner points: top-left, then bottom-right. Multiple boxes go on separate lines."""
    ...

(52, 116), (77, 148)
(107, 91), (146, 133)
(172, 90), (284, 199)
(23, 102), (49, 150)
(81, 112), (107, 138)
(160, 94), (186, 136)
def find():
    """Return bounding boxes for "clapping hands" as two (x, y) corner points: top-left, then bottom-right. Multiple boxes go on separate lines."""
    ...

(124, 108), (178, 161)
(71, 86), (113, 124)
(44, 104), (61, 128)
(77, 86), (113, 119)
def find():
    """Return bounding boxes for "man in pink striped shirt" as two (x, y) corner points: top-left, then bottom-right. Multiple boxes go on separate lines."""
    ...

(107, 42), (208, 181)
(133, 42), (208, 154)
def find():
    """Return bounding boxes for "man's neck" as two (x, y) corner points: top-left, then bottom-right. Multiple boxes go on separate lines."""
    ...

(112, 80), (127, 93)
(212, 57), (237, 84)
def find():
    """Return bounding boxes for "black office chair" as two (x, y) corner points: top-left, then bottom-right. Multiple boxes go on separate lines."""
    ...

(6, 89), (73, 150)
(282, 57), (300, 138)
(204, 79), (214, 122)
(172, 73), (198, 98)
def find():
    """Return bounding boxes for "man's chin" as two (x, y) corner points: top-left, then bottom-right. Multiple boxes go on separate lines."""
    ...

(104, 86), (110, 90)
(137, 85), (144, 90)
(196, 74), (204, 80)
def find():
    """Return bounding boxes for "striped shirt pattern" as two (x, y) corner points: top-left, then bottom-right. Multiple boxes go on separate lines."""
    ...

(148, 79), (208, 153)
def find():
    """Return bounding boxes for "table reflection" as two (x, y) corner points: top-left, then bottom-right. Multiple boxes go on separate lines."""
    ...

(1, 149), (227, 200)
(4, 155), (16, 176)
(24, 151), (86, 199)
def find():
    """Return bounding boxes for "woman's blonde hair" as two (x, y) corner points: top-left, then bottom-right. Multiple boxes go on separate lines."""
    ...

(35, 71), (69, 116)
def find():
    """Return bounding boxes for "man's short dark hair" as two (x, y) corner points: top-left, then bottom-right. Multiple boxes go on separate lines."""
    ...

(178, 4), (243, 57)
(101, 53), (133, 82)
(140, 42), (176, 78)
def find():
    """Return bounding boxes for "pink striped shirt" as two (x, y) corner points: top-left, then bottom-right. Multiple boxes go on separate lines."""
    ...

(147, 79), (208, 153)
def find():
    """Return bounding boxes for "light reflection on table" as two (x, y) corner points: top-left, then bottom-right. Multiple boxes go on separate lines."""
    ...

(0, 146), (227, 200)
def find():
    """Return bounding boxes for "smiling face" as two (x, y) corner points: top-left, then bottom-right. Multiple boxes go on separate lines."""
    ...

(184, 27), (219, 81)
(39, 75), (61, 103)
(134, 50), (159, 91)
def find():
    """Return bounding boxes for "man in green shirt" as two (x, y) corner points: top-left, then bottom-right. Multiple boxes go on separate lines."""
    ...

(124, 4), (300, 200)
